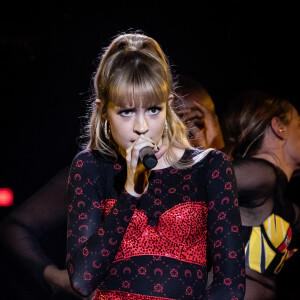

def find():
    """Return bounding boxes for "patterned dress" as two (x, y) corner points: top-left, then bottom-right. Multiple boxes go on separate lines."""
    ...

(66, 149), (245, 299)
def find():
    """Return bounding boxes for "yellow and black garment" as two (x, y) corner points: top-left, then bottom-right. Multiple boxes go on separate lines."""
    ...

(234, 157), (300, 276)
(245, 213), (297, 275)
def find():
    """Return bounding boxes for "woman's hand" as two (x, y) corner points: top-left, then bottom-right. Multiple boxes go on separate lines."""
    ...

(43, 265), (80, 297)
(124, 135), (166, 196)
(178, 101), (224, 150)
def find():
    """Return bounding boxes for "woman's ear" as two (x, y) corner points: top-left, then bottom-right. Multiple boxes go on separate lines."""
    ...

(168, 94), (174, 105)
(270, 117), (286, 140)
(96, 98), (108, 119)
(95, 99), (101, 107)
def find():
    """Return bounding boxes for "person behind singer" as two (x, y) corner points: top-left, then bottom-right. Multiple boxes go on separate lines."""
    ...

(174, 75), (224, 150)
(223, 90), (300, 300)
(0, 166), (79, 300)
(66, 32), (245, 299)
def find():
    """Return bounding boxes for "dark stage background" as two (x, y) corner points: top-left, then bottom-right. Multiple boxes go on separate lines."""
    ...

(0, 1), (299, 299)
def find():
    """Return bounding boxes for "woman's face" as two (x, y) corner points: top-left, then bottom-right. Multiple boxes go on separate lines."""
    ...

(105, 100), (167, 155)
(285, 106), (300, 169)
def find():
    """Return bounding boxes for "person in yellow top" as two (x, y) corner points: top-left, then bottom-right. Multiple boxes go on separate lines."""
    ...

(224, 90), (300, 300)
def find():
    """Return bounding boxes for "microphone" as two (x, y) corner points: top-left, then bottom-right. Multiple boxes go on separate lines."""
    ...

(139, 146), (158, 169)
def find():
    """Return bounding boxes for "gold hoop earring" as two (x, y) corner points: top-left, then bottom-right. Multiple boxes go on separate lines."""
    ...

(104, 120), (110, 139)
(279, 128), (285, 133)
(163, 120), (168, 136)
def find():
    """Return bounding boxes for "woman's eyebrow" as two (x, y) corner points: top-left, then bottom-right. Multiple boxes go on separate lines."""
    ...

(116, 105), (136, 109)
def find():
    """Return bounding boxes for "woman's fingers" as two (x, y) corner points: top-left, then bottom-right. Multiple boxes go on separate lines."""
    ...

(177, 109), (204, 122)
(192, 101), (210, 114)
(125, 135), (159, 196)
(132, 138), (156, 161)
(126, 135), (158, 171)
(154, 144), (167, 160)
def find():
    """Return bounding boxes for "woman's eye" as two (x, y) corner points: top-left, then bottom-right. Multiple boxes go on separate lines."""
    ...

(119, 110), (133, 117)
(148, 107), (161, 115)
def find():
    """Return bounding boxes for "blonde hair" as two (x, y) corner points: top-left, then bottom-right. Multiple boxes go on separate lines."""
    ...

(84, 32), (211, 168)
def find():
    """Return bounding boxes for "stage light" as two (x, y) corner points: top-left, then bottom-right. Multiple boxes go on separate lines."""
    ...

(0, 188), (14, 206)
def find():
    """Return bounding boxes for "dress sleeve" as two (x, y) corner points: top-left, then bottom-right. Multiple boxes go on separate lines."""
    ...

(0, 166), (69, 289)
(202, 151), (245, 300)
(66, 151), (139, 297)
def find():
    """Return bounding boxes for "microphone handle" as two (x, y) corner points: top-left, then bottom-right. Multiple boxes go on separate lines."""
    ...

(139, 146), (158, 169)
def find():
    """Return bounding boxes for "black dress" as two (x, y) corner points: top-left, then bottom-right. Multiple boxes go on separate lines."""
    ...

(67, 149), (245, 299)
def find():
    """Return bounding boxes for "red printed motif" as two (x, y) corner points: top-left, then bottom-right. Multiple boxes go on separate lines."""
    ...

(101, 199), (117, 218)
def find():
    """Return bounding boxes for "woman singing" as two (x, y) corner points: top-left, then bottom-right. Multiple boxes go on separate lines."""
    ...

(66, 32), (245, 299)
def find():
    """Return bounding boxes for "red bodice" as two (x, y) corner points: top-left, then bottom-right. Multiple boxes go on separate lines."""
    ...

(94, 290), (173, 299)
(114, 202), (208, 266)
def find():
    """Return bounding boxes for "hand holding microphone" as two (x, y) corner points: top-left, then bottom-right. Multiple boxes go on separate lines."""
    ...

(125, 137), (167, 197)
(139, 146), (158, 169)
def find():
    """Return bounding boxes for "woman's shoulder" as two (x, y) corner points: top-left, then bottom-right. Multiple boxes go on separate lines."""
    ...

(234, 156), (273, 168)
(192, 148), (231, 165)
(72, 149), (116, 163)
(71, 149), (124, 171)
(233, 157), (279, 183)
(184, 149), (235, 187)
(73, 149), (100, 161)
(185, 148), (232, 174)
(233, 156), (281, 196)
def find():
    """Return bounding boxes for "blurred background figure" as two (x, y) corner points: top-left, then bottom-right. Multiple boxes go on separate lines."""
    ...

(223, 90), (300, 300)
(174, 75), (224, 150)
(0, 166), (78, 300)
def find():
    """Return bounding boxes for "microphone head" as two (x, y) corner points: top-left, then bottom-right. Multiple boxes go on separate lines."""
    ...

(142, 153), (158, 169)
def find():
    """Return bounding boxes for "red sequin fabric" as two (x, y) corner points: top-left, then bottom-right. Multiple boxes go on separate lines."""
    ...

(114, 202), (208, 266)
(94, 290), (173, 300)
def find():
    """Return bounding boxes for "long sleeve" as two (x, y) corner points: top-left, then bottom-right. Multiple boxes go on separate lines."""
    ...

(66, 150), (140, 297)
(202, 151), (245, 299)
(0, 166), (69, 289)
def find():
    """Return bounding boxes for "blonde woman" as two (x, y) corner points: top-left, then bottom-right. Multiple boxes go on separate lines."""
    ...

(66, 32), (245, 299)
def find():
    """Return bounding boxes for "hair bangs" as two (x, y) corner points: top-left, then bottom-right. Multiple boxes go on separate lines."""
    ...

(108, 60), (170, 108)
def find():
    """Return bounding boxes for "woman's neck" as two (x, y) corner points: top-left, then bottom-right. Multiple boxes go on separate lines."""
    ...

(153, 146), (185, 170)
(252, 129), (296, 181)
(253, 151), (294, 181)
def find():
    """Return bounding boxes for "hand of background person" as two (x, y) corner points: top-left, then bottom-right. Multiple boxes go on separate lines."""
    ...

(43, 265), (81, 298)
(178, 101), (224, 150)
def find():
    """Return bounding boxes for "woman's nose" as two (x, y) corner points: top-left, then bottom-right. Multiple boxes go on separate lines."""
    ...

(134, 115), (148, 134)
